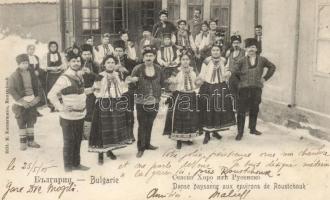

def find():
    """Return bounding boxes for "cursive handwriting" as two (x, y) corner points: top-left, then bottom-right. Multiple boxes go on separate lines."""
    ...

(147, 188), (166, 199)
(5, 157), (57, 176)
(208, 188), (251, 200)
(2, 181), (24, 200)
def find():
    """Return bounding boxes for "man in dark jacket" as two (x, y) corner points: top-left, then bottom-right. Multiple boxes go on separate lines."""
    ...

(230, 38), (276, 141)
(8, 54), (44, 150)
(128, 45), (166, 158)
(152, 9), (177, 42)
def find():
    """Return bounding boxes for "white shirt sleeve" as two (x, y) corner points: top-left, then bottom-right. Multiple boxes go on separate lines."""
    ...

(47, 75), (70, 111)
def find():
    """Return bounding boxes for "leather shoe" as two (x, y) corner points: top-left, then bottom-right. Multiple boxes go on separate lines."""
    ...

(73, 165), (90, 171)
(146, 145), (158, 150)
(136, 151), (144, 158)
(250, 129), (262, 135)
(106, 151), (117, 160)
(212, 132), (222, 140)
(235, 133), (243, 141)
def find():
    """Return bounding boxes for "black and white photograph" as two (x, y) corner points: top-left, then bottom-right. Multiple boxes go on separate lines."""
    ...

(0, 0), (329, 199)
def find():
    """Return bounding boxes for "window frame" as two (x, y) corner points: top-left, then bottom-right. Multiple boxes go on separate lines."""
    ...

(81, 0), (101, 34)
(313, 2), (330, 78)
(210, 0), (231, 40)
(167, 0), (180, 23)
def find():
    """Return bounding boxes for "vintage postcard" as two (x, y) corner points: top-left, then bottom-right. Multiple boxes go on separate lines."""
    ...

(0, 0), (329, 199)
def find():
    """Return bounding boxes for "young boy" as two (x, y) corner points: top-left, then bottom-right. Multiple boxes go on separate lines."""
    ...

(9, 54), (43, 150)
(230, 38), (276, 141)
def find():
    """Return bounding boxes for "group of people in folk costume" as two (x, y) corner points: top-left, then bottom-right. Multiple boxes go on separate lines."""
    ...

(8, 8), (275, 172)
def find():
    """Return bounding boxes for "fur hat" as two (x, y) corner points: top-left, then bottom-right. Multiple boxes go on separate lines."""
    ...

(231, 35), (242, 43)
(159, 9), (168, 16)
(80, 44), (93, 53)
(66, 50), (81, 61)
(245, 38), (258, 48)
(113, 40), (126, 50)
(16, 54), (29, 64)
(142, 45), (157, 56)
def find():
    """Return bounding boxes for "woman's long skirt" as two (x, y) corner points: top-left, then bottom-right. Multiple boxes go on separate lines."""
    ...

(199, 82), (236, 131)
(163, 91), (200, 141)
(88, 97), (131, 152)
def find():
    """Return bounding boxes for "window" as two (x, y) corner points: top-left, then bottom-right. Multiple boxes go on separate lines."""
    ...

(188, 0), (203, 20)
(103, 0), (127, 35)
(168, 0), (180, 23)
(81, 0), (100, 33)
(211, 0), (231, 38)
(316, 4), (330, 75)
(140, 0), (157, 27)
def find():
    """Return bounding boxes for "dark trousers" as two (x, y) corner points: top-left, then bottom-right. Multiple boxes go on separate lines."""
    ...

(127, 111), (135, 141)
(237, 87), (262, 134)
(60, 118), (84, 169)
(12, 105), (37, 129)
(136, 103), (159, 151)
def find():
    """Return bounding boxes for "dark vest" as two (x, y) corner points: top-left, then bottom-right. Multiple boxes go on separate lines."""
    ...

(238, 56), (265, 89)
(61, 74), (85, 95)
(47, 52), (62, 67)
